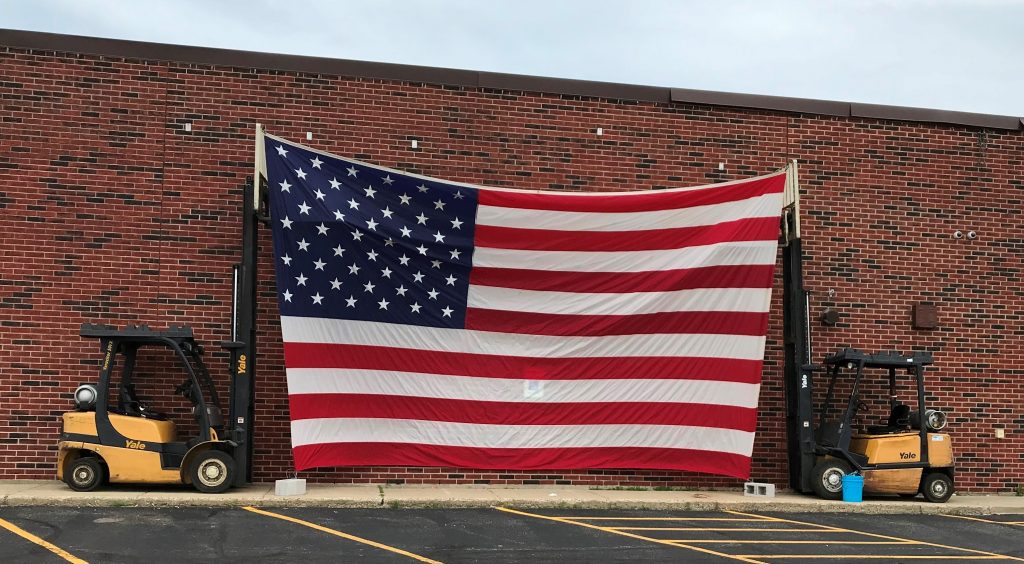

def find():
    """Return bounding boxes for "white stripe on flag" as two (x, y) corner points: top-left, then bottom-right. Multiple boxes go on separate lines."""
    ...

(477, 193), (784, 231)
(290, 418), (756, 455)
(280, 317), (768, 360)
(286, 369), (762, 408)
(471, 240), (779, 273)
(467, 286), (772, 316)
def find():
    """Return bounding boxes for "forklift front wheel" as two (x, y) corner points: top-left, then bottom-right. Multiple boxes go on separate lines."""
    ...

(190, 450), (235, 494)
(65, 456), (106, 492)
(922, 472), (954, 503)
(812, 458), (852, 500)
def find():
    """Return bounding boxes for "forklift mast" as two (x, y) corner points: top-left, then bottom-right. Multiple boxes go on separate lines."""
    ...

(780, 162), (814, 492)
(219, 172), (267, 486)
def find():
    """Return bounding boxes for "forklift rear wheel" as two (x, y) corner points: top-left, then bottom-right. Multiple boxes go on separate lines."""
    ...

(190, 451), (235, 494)
(812, 459), (852, 500)
(65, 456), (105, 492)
(922, 472), (953, 503)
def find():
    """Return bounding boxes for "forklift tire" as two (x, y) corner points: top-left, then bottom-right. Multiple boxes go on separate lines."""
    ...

(190, 450), (235, 494)
(922, 472), (954, 503)
(65, 456), (105, 492)
(812, 458), (852, 501)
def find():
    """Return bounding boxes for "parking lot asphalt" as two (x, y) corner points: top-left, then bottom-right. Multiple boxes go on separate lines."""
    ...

(1, 506), (1022, 563)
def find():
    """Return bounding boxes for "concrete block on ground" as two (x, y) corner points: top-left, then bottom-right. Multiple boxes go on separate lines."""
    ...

(744, 481), (775, 497)
(275, 478), (307, 496)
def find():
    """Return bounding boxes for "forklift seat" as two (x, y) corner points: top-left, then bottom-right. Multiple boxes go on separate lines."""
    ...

(865, 403), (910, 435)
(119, 383), (168, 421)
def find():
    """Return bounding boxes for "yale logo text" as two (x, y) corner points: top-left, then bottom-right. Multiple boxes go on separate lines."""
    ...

(899, 451), (917, 460)
(125, 440), (147, 450)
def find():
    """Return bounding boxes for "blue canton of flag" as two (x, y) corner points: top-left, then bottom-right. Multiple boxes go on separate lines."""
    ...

(265, 136), (478, 329)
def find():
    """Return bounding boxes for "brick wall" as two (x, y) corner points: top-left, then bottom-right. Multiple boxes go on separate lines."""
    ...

(1, 45), (1021, 492)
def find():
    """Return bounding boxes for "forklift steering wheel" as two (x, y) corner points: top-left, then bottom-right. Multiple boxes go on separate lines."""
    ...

(175, 379), (194, 399)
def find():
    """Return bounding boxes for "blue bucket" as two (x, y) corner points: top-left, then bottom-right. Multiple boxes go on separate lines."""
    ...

(842, 473), (864, 503)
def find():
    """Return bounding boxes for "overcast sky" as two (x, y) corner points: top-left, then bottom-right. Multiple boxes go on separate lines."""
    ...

(4, 0), (1022, 116)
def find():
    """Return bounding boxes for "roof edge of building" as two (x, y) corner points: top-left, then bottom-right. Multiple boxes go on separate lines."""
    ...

(2, 28), (1021, 131)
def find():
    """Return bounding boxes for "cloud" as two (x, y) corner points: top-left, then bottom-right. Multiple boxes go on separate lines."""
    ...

(3, 0), (1021, 115)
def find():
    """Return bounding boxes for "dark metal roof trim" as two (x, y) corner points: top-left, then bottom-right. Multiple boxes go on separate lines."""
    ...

(1, 28), (1020, 130)
(479, 72), (670, 103)
(671, 88), (849, 117)
(849, 102), (1022, 131)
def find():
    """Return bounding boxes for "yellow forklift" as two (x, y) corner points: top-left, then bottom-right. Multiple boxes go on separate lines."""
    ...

(793, 348), (955, 502)
(59, 171), (264, 493)
(58, 324), (251, 493)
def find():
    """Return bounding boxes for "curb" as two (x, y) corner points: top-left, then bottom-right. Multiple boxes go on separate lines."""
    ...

(0, 494), (1006, 515)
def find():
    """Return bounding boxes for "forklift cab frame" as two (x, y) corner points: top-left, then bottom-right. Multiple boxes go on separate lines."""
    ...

(796, 348), (954, 502)
(58, 324), (239, 493)
(91, 324), (225, 443)
(815, 348), (934, 469)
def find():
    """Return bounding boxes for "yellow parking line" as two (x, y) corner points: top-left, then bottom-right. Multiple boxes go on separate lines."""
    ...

(610, 527), (847, 532)
(735, 556), (1007, 560)
(941, 515), (1024, 527)
(494, 506), (768, 564)
(242, 507), (442, 564)
(664, 540), (914, 545)
(0, 516), (88, 564)
(726, 510), (1024, 562)
(558, 517), (771, 522)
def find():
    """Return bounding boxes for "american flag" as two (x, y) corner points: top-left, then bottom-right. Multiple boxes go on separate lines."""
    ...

(264, 133), (786, 479)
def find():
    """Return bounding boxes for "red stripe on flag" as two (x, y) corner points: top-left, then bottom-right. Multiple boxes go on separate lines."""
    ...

(293, 443), (752, 478)
(466, 308), (770, 337)
(477, 174), (784, 213)
(282, 343), (764, 384)
(470, 264), (776, 293)
(289, 394), (757, 431)
(474, 216), (780, 252)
